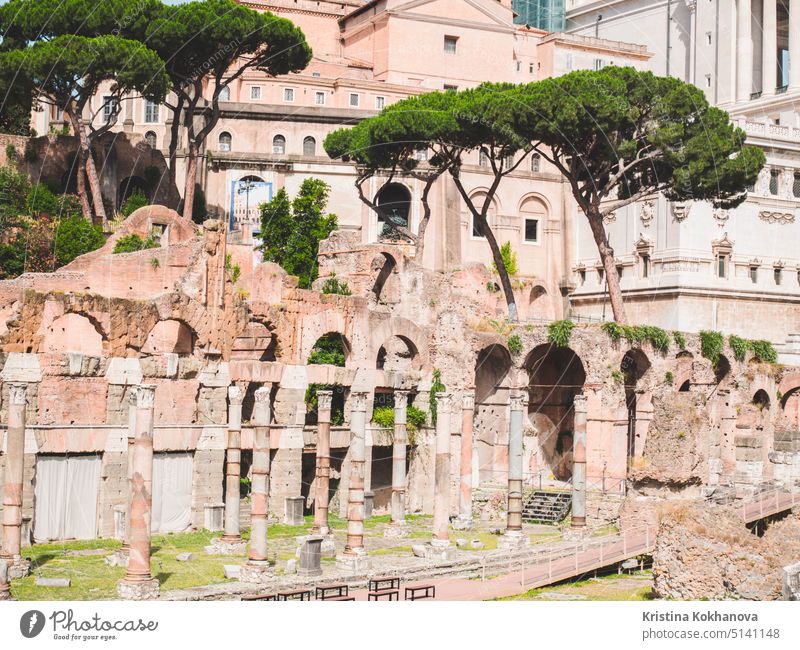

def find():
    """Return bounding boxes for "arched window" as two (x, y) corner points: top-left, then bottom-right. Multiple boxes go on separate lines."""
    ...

(531, 153), (541, 173)
(219, 86), (230, 101)
(273, 135), (286, 155)
(303, 136), (316, 156)
(219, 131), (232, 152)
(144, 131), (157, 149)
(375, 183), (411, 236)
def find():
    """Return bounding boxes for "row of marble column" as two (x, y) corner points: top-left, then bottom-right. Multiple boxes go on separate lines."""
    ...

(737, 0), (800, 101)
(0, 382), (591, 599)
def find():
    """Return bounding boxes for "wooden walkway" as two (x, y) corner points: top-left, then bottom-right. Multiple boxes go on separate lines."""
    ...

(738, 489), (800, 523)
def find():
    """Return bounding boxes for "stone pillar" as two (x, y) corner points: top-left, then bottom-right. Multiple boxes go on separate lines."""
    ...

(241, 385), (273, 583)
(736, 0), (753, 102)
(117, 385), (159, 600)
(337, 391), (371, 572)
(223, 386), (245, 542)
(571, 394), (588, 530)
(500, 392), (528, 549)
(311, 390), (336, 553)
(122, 387), (139, 556)
(790, 0), (800, 89)
(1, 383), (30, 579)
(431, 393), (452, 548)
(762, 0), (777, 94)
(455, 391), (475, 529)
(386, 390), (410, 537)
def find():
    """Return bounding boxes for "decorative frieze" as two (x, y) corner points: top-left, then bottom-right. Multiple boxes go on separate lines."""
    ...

(759, 211), (795, 224)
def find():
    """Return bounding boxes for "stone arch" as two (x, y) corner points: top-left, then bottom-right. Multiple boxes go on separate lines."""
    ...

(368, 317), (429, 371)
(467, 190), (498, 237)
(376, 335), (420, 372)
(118, 176), (149, 208)
(715, 355), (732, 384)
(375, 182), (412, 234)
(527, 284), (553, 320)
(370, 252), (400, 305)
(675, 350), (694, 390)
(42, 312), (105, 356)
(517, 192), (552, 215)
(779, 381), (800, 428)
(307, 331), (351, 366)
(525, 344), (586, 482)
(622, 348), (652, 460)
(141, 319), (196, 356)
(474, 343), (514, 482)
(300, 310), (355, 364)
(231, 320), (277, 362)
(753, 388), (771, 411)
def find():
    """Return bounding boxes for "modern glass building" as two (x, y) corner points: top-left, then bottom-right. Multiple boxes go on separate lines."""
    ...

(512, 0), (565, 32)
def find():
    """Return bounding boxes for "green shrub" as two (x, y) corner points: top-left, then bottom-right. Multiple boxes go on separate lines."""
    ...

(225, 254), (241, 284)
(429, 369), (446, 426)
(371, 405), (394, 429)
(729, 335), (749, 362)
(641, 326), (670, 354)
(407, 406), (427, 433)
(547, 320), (575, 348)
(5, 143), (15, 160)
(321, 273), (352, 296)
(507, 334), (523, 357)
(120, 190), (148, 217)
(611, 369), (624, 383)
(113, 233), (159, 254)
(304, 384), (344, 426)
(672, 331), (687, 349)
(492, 241), (518, 276)
(749, 340), (777, 364)
(699, 330), (724, 366)
(664, 371), (674, 384)
(53, 216), (105, 267)
(601, 321), (624, 343)
(307, 333), (347, 366)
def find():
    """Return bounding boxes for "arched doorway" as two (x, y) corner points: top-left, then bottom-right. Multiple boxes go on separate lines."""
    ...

(370, 253), (399, 305)
(474, 344), (513, 483)
(622, 349), (651, 462)
(376, 335), (419, 371)
(118, 176), (149, 209)
(525, 345), (586, 482)
(231, 321), (277, 362)
(375, 183), (411, 238)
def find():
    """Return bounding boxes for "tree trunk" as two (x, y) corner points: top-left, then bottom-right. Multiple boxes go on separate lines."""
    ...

(477, 212), (518, 322)
(66, 108), (107, 229)
(167, 99), (183, 197)
(74, 151), (93, 222)
(414, 183), (434, 260)
(182, 140), (198, 221)
(587, 212), (627, 323)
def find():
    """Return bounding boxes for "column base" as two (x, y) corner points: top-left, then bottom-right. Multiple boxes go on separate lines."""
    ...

(413, 539), (456, 561)
(205, 537), (248, 556)
(1, 557), (31, 580)
(497, 530), (529, 550)
(383, 521), (410, 538)
(240, 561), (276, 584)
(452, 515), (473, 530)
(117, 578), (160, 600)
(563, 526), (591, 541)
(336, 550), (372, 574)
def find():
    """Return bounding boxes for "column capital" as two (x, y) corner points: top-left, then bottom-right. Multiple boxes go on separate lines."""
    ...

(127, 385), (140, 406)
(135, 384), (156, 409)
(350, 391), (369, 412)
(228, 384), (244, 405)
(254, 386), (272, 403)
(8, 383), (27, 406)
(393, 390), (409, 409)
(317, 389), (333, 411)
(462, 391), (475, 411)
(509, 391), (528, 412)
(434, 392), (452, 413)
(573, 393), (588, 413)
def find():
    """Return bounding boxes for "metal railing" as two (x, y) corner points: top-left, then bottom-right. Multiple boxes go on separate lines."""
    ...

(525, 470), (626, 496)
(737, 488), (800, 523)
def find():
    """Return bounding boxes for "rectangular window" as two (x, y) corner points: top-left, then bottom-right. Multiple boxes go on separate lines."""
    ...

(774, 268), (782, 285)
(283, 88), (294, 102)
(312, 71), (321, 78)
(250, 86), (262, 100)
(444, 84), (458, 91)
(565, 53), (573, 70)
(770, 169), (780, 195)
(479, 150), (489, 167)
(102, 96), (118, 122)
(531, 154), (541, 173)
(515, 61), (521, 72)
(524, 219), (538, 243)
(706, 32), (712, 45)
(144, 100), (159, 123)
(472, 215), (484, 238)
(375, 96), (385, 110)
(705, 75), (712, 88)
(529, 63), (535, 74)
(594, 58), (606, 71)
(578, 269), (586, 285)
(315, 91), (326, 106)
(349, 93), (360, 107)
(749, 266), (758, 283)
(717, 255), (727, 278)
(444, 36), (458, 54)
(641, 255), (650, 278)
(617, 265), (624, 279)
(598, 268), (605, 283)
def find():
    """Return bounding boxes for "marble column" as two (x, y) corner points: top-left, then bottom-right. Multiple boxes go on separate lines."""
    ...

(117, 385), (159, 600)
(312, 390), (333, 536)
(221, 385), (245, 547)
(500, 391), (528, 549)
(455, 391), (475, 529)
(571, 394), (588, 529)
(241, 385), (273, 583)
(762, 0), (777, 94)
(121, 387), (138, 557)
(431, 393), (452, 547)
(337, 391), (370, 572)
(737, 0), (753, 102)
(790, 0), (800, 89)
(386, 390), (410, 537)
(1, 383), (30, 579)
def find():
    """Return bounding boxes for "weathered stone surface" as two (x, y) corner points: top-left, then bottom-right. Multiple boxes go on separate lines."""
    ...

(653, 504), (800, 600)
(35, 577), (70, 587)
(175, 553), (193, 562)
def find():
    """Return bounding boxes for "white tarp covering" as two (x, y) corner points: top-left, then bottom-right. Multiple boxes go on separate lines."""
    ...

(34, 455), (100, 542)
(152, 452), (193, 534)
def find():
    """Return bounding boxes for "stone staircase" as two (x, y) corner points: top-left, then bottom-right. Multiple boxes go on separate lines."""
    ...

(522, 490), (572, 524)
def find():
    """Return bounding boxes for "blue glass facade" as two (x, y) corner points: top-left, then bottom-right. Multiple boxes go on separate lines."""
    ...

(512, 0), (566, 32)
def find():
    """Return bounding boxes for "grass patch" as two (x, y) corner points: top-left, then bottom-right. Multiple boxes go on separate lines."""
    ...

(498, 570), (654, 601)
